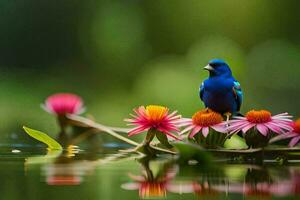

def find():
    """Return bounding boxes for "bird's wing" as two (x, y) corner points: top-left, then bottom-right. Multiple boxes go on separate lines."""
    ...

(232, 81), (243, 112)
(199, 82), (204, 101)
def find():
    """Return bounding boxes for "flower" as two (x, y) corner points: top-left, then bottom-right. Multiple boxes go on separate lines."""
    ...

(180, 109), (227, 138)
(42, 93), (84, 115)
(270, 119), (300, 147)
(125, 105), (182, 140)
(228, 110), (293, 136)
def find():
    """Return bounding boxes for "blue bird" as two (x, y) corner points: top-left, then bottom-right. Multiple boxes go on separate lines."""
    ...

(199, 59), (243, 120)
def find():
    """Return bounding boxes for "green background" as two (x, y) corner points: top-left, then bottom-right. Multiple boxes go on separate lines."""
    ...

(0, 0), (299, 139)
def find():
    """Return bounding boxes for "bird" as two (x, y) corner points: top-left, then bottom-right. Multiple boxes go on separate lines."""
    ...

(199, 59), (243, 121)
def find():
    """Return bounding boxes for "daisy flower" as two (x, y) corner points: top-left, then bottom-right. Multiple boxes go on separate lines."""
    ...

(228, 110), (293, 148)
(42, 93), (84, 116)
(180, 109), (227, 138)
(270, 119), (300, 147)
(180, 109), (227, 148)
(125, 105), (182, 140)
(228, 110), (293, 136)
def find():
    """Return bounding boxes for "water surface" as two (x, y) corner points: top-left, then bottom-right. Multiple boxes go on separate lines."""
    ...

(1, 145), (300, 200)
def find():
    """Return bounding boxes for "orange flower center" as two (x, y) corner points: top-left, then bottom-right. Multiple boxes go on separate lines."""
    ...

(145, 105), (168, 123)
(294, 119), (300, 133)
(192, 109), (223, 127)
(140, 182), (166, 198)
(246, 110), (272, 123)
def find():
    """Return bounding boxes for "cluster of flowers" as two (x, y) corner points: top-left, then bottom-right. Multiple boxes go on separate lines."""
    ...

(126, 104), (299, 148)
(42, 93), (300, 149)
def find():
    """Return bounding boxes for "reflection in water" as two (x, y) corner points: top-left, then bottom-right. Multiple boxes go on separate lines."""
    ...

(43, 154), (97, 186)
(121, 159), (300, 199)
(19, 128), (300, 199)
(121, 158), (178, 198)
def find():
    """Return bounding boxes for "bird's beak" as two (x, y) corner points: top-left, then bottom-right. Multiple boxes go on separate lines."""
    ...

(203, 64), (214, 71)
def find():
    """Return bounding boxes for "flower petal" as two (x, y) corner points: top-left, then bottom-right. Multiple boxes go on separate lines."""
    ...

(256, 124), (269, 136)
(128, 126), (148, 136)
(189, 126), (202, 138)
(289, 136), (300, 147)
(202, 127), (209, 137)
(180, 125), (195, 135)
(269, 132), (298, 144)
(211, 123), (228, 133)
(241, 123), (255, 133)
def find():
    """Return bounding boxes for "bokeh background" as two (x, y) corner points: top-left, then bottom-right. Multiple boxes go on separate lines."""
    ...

(1, 0), (300, 140)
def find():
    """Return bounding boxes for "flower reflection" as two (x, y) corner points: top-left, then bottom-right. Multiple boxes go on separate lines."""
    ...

(192, 182), (219, 196)
(121, 159), (178, 198)
(168, 180), (223, 198)
(42, 145), (98, 186)
(212, 167), (300, 198)
(43, 156), (97, 186)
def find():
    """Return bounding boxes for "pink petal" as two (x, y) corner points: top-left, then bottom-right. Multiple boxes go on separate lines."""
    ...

(211, 124), (228, 133)
(202, 127), (209, 137)
(256, 124), (269, 136)
(228, 121), (250, 131)
(164, 130), (181, 140)
(128, 126), (149, 136)
(269, 121), (293, 131)
(264, 122), (284, 134)
(241, 123), (255, 133)
(229, 122), (253, 134)
(189, 126), (202, 138)
(180, 125), (195, 135)
(289, 136), (300, 147)
(270, 132), (298, 144)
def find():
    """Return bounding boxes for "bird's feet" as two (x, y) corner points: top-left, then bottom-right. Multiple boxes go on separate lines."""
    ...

(224, 112), (232, 125)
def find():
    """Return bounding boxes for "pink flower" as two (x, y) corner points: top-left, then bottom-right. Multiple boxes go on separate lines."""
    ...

(125, 105), (182, 140)
(270, 119), (300, 147)
(228, 110), (293, 136)
(43, 93), (84, 115)
(180, 109), (227, 138)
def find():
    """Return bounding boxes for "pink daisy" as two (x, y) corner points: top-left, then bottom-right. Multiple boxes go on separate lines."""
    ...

(180, 109), (227, 138)
(270, 119), (300, 147)
(42, 93), (84, 115)
(125, 105), (182, 140)
(228, 110), (293, 136)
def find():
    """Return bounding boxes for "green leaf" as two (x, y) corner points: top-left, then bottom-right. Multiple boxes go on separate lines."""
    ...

(155, 131), (173, 149)
(224, 135), (247, 149)
(23, 126), (62, 150)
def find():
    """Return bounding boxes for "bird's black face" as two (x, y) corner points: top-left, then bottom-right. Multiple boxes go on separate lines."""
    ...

(204, 59), (232, 77)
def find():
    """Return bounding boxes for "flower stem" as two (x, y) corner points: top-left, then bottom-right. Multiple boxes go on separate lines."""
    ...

(66, 114), (139, 146)
(66, 114), (177, 155)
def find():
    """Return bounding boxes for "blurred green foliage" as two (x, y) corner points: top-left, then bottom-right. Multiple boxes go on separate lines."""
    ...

(0, 0), (300, 140)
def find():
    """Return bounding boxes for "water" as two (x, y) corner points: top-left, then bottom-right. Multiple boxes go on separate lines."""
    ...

(1, 144), (300, 200)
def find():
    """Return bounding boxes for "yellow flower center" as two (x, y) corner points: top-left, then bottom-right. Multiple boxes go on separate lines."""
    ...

(246, 110), (272, 123)
(140, 182), (166, 198)
(192, 109), (223, 127)
(145, 105), (168, 122)
(294, 119), (300, 133)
